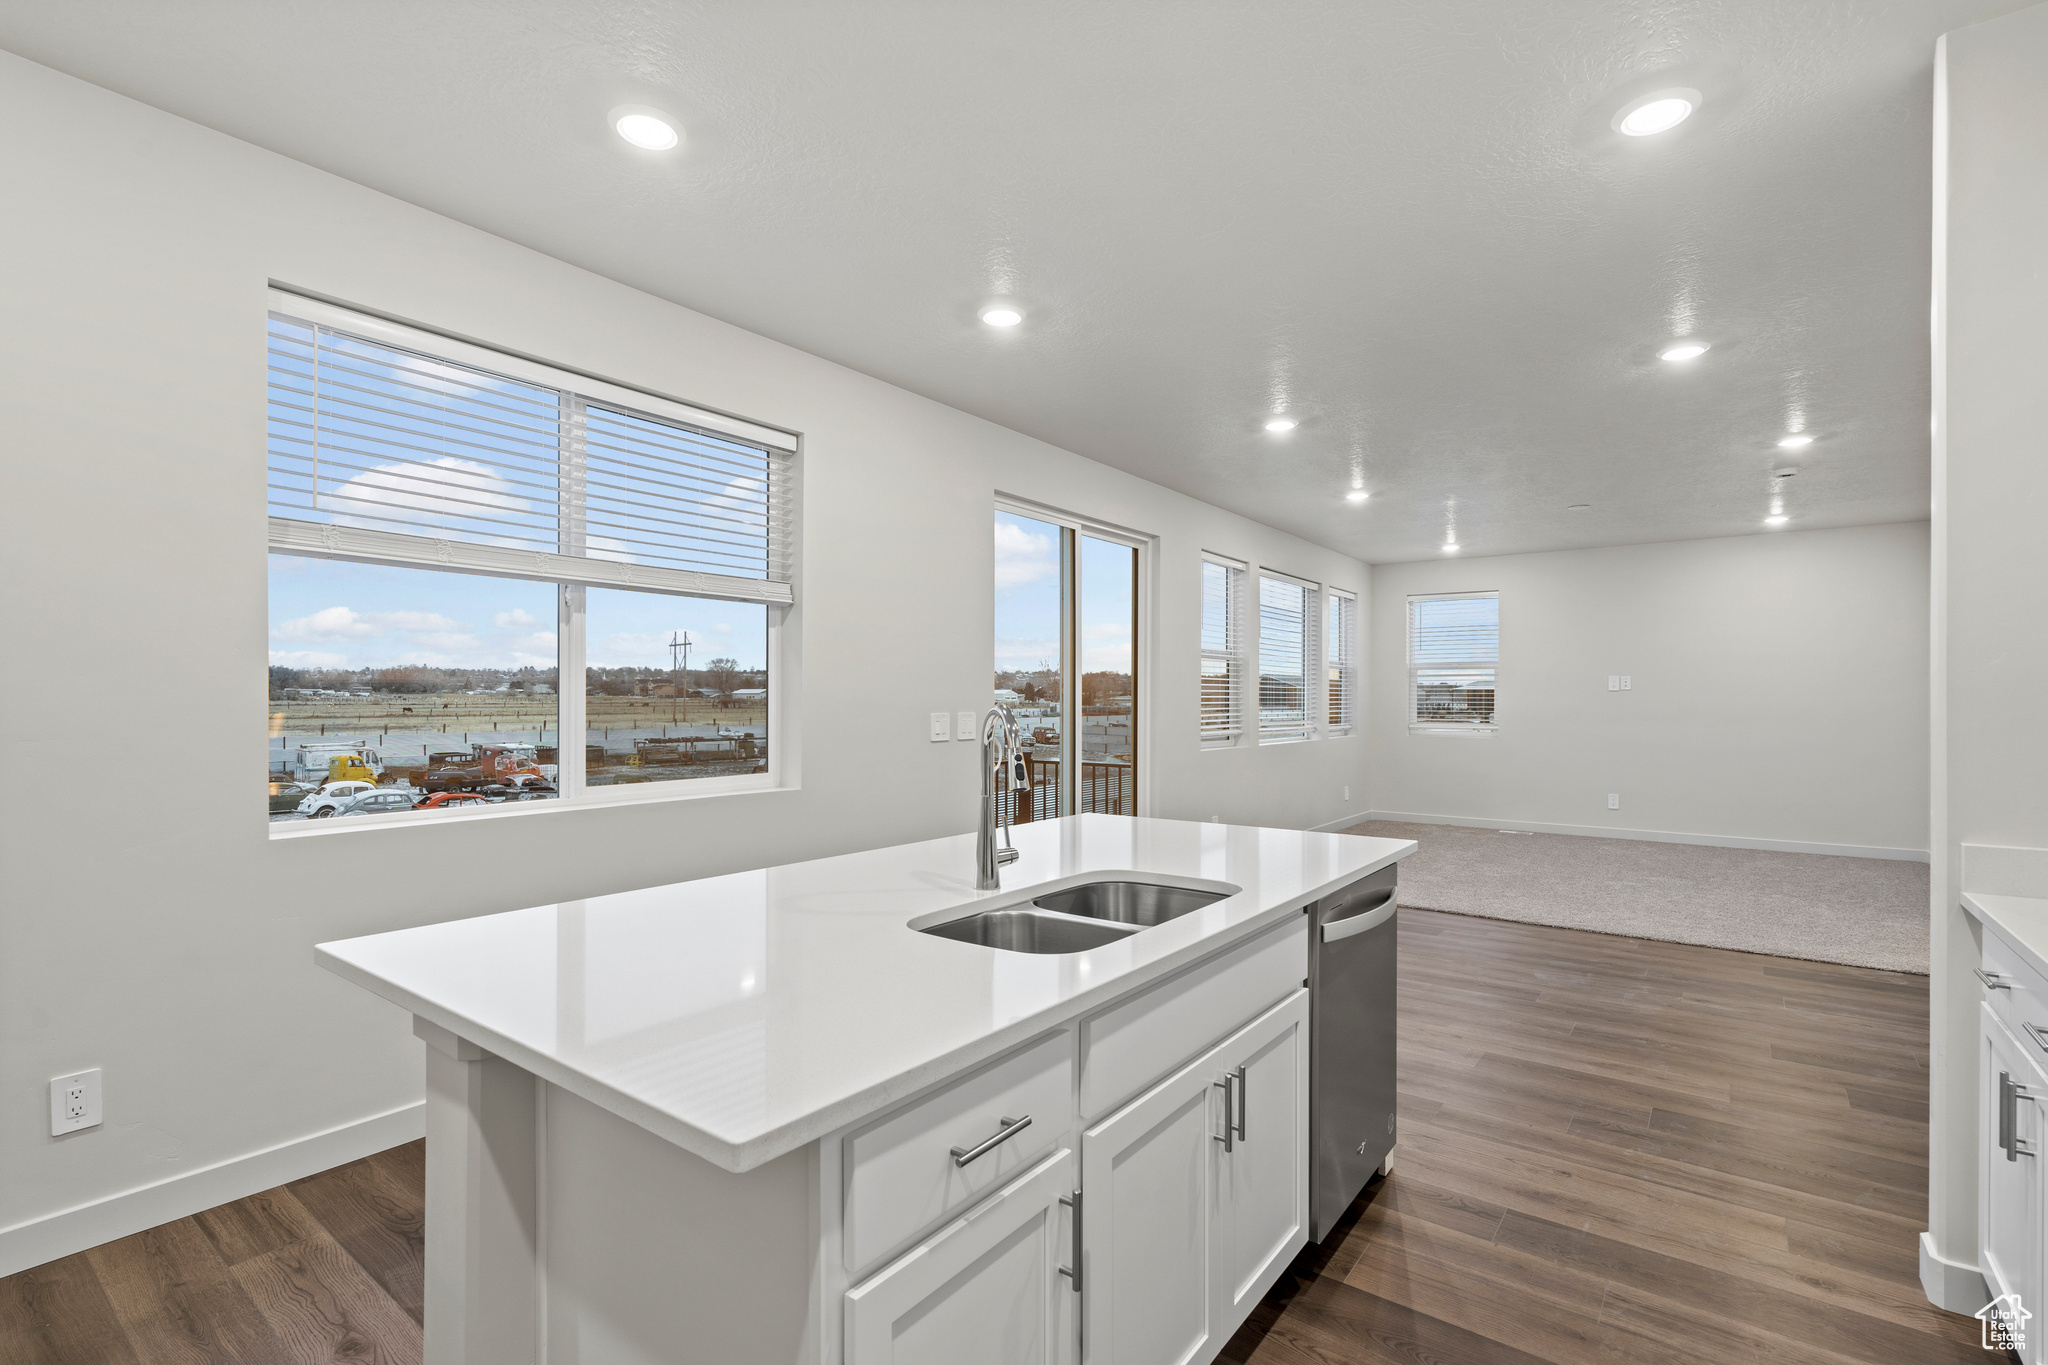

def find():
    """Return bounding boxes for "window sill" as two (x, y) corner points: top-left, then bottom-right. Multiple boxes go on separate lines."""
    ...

(1408, 724), (1496, 736)
(268, 773), (788, 839)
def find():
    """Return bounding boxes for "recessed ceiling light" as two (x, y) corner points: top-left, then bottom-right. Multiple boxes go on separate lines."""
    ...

(1764, 515), (1789, 526)
(1566, 503), (1591, 510)
(1264, 417), (1298, 433)
(609, 105), (681, 151)
(1345, 489), (1369, 503)
(979, 306), (1023, 328)
(1658, 342), (1709, 362)
(1773, 467), (1798, 478)
(1777, 434), (1814, 448)
(1442, 543), (1460, 553)
(1614, 88), (1701, 137)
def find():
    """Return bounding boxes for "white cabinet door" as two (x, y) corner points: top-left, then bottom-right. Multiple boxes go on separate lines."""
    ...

(1211, 991), (1309, 1330)
(1081, 1047), (1224, 1365)
(846, 1148), (1077, 1365)
(1981, 1004), (2044, 1364)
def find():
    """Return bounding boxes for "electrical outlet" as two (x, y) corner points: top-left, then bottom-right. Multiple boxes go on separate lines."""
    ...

(1620, 675), (1632, 690)
(929, 711), (950, 742)
(1607, 793), (1620, 810)
(50, 1069), (101, 1135)
(1607, 675), (1619, 691)
(956, 711), (976, 740)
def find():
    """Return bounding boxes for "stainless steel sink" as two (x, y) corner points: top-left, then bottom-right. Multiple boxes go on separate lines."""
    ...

(919, 907), (1141, 954)
(1030, 880), (1230, 926)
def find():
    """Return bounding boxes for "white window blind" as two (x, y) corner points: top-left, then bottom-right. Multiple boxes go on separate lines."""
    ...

(1259, 573), (1318, 742)
(1326, 590), (1358, 733)
(1200, 557), (1245, 744)
(1408, 592), (1497, 728)
(265, 299), (794, 606)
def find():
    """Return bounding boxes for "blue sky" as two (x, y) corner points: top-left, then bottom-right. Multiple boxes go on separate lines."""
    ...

(993, 511), (1133, 675)
(268, 556), (767, 672)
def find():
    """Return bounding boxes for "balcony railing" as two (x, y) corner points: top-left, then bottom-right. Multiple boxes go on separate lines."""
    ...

(997, 757), (1135, 821)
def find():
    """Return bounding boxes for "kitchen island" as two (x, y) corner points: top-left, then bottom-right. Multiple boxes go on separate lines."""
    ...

(317, 813), (1414, 1365)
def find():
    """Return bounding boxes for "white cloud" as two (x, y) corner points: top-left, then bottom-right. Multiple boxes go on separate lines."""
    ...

(494, 608), (541, 629)
(327, 457), (534, 537)
(994, 521), (1058, 590)
(274, 606), (467, 641)
(713, 622), (732, 634)
(994, 635), (1061, 670)
(512, 632), (558, 654)
(269, 649), (349, 668)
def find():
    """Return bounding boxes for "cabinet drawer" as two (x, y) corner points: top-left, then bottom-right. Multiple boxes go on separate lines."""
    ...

(1079, 916), (1307, 1121)
(843, 1029), (1073, 1275)
(1986, 931), (2048, 1062)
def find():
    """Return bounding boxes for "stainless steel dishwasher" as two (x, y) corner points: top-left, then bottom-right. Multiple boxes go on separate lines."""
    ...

(1307, 861), (1399, 1242)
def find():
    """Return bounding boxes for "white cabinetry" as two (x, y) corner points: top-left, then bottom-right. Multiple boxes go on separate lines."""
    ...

(845, 1149), (1078, 1365)
(1081, 991), (1308, 1365)
(1982, 997), (2046, 1364)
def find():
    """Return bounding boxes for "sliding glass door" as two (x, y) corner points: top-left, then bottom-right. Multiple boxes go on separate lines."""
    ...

(993, 506), (1141, 820)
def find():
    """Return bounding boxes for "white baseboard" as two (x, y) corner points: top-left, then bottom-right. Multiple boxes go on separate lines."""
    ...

(1354, 809), (1929, 863)
(1305, 812), (1372, 834)
(0, 1102), (424, 1278)
(1920, 1230), (1990, 1314)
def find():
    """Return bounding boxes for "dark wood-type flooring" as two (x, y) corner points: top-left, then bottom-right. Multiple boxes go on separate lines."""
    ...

(0, 909), (1987, 1364)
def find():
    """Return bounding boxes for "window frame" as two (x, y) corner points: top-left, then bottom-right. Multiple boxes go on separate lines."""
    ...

(1198, 553), (1248, 748)
(993, 495), (1150, 818)
(1406, 590), (1498, 734)
(1256, 569), (1320, 745)
(267, 292), (799, 835)
(1325, 587), (1359, 736)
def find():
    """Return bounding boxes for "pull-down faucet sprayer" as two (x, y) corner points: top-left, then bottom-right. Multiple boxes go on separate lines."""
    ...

(978, 703), (1024, 890)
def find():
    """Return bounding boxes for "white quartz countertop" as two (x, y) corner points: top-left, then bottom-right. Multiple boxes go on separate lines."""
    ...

(1963, 890), (2048, 980)
(317, 814), (1413, 1172)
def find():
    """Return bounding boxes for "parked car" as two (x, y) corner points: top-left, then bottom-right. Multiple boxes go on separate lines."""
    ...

(420, 751), (484, 793)
(332, 789), (422, 819)
(297, 780), (378, 817)
(415, 791), (490, 811)
(268, 780), (315, 814)
(479, 778), (557, 802)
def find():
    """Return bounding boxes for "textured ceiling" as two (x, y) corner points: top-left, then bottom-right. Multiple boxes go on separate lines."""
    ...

(0, 1), (2013, 562)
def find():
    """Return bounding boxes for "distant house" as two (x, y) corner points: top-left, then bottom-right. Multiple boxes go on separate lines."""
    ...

(994, 688), (1024, 704)
(731, 688), (768, 701)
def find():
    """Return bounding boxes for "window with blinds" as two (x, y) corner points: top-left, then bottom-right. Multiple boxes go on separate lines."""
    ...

(266, 304), (792, 604)
(1258, 573), (1318, 742)
(1326, 590), (1358, 733)
(1200, 557), (1245, 744)
(1408, 592), (1497, 728)
(264, 291), (796, 827)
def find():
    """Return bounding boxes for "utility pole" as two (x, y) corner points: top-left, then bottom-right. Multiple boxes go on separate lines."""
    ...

(668, 631), (693, 726)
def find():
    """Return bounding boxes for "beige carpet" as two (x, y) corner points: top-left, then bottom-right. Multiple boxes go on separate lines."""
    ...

(1341, 819), (1929, 973)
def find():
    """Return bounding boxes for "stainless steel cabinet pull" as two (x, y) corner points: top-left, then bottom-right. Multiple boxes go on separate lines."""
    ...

(1977, 968), (2015, 990)
(1213, 1074), (1235, 1152)
(1057, 1192), (1082, 1292)
(951, 1115), (1031, 1166)
(1232, 1065), (1248, 1142)
(2024, 1022), (2048, 1054)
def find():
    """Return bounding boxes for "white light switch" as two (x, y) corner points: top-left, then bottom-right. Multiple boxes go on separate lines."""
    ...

(1620, 676), (1632, 690)
(956, 711), (976, 740)
(50, 1069), (101, 1135)
(1607, 676), (1619, 691)
(1607, 793), (1620, 810)
(929, 712), (950, 742)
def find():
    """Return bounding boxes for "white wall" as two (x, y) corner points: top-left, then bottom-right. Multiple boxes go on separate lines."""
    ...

(0, 52), (1370, 1271)
(1924, 2), (2048, 1311)
(1368, 524), (1930, 858)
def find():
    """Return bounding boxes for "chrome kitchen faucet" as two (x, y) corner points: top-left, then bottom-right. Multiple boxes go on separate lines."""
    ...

(977, 703), (1025, 889)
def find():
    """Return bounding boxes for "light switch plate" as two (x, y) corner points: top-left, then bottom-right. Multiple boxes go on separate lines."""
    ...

(956, 711), (976, 740)
(929, 711), (950, 742)
(1607, 793), (1621, 810)
(1620, 676), (1632, 690)
(50, 1069), (101, 1135)
(1607, 676), (1619, 691)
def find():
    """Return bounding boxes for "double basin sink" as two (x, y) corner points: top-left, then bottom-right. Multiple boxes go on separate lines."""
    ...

(920, 880), (1232, 954)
